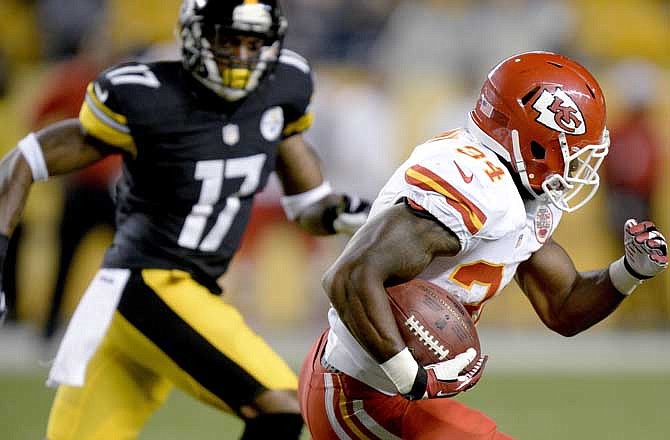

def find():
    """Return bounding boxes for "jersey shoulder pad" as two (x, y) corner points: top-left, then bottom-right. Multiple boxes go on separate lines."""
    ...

(79, 62), (164, 156)
(399, 132), (526, 244)
(277, 49), (312, 76)
(274, 49), (314, 137)
(274, 49), (312, 96)
(93, 62), (165, 111)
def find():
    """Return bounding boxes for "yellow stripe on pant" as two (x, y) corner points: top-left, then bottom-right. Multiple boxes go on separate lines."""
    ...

(46, 269), (297, 439)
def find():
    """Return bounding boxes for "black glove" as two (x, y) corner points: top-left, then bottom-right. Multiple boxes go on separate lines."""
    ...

(323, 194), (371, 236)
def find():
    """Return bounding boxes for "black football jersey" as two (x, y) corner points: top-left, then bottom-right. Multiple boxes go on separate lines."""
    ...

(79, 50), (314, 293)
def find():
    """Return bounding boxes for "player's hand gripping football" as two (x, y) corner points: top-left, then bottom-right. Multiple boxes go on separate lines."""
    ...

(333, 194), (371, 236)
(403, 348), (488, 400)
(622, 219), (668, 279)
(423, 348), (488, 398)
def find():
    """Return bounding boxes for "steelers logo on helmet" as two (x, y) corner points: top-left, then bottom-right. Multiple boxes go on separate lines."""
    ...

(178, 0), (287, 101)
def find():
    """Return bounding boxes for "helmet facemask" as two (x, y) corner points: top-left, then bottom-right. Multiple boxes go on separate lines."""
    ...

(198, 28), (280, 100)
(470, 107), (609, 213)
(178, 1), (286, 101)
(540, 130), (609, 212)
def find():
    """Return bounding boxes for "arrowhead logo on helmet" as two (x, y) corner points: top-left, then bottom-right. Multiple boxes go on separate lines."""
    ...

(468, 52), (609, 213)
(532, 88), (586, 135)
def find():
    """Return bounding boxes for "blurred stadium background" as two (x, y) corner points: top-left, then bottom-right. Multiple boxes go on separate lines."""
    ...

(0, 0), (668, 439)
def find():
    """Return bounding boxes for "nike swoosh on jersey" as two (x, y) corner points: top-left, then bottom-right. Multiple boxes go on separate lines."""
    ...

(454, 161), (473, 183)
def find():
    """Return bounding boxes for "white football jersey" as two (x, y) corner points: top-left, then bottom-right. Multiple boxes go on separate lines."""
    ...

(324, 127), (563, 394)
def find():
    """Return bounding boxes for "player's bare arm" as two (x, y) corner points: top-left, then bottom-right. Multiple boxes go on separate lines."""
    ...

(323, 202), (461, 362)
(323, 202), (487, 400)
(0, 118), (120, 325)
(276, 133), (369, 235)
(515, 238), (623, 336)
(275, 134), (325, 196)
(0, 118), (122, 235)
(517, 220), (668, 336)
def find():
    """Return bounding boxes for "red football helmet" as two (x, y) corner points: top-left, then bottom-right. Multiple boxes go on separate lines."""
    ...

(468, 51), (609, 212)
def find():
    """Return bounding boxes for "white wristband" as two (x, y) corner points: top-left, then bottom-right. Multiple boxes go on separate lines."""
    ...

(379, 347), (419, 395)
(609, 256), (644, 296)
(280, 181), (332, 220)
(17, 133), (49, 182)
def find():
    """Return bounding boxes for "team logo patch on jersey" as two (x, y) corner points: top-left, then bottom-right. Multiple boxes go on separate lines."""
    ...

(532, 87), (586, 135)
(260, 107), (284, 141)
(534, 206), (553, 243)
(222, 124), (239, 146)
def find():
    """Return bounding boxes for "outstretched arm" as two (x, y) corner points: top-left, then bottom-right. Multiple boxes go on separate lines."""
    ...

(0, 118), (120, 324)
(515, 238), (622, 336)
(0, 118), (112, 235)
(516, 220), (668, 336)
(275, 134), (369, 236)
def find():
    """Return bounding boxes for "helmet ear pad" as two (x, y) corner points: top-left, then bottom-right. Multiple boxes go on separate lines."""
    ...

(524, 144), (563, 190)
(515, 127), (567, 191)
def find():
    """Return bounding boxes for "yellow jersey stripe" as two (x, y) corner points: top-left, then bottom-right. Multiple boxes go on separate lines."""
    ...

(79, 100), (137, 156)
(283, 112), (313, 137)
(86, 83), (128, 126)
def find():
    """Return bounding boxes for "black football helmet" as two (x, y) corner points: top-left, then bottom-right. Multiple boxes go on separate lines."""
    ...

(178, 0), (287, 100)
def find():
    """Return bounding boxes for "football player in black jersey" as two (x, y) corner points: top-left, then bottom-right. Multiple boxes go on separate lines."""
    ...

(0, 1), (369, 439)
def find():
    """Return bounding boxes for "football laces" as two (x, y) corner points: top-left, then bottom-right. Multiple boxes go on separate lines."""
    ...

(405, 315), (450, 360)
(457, 355), (485, 382)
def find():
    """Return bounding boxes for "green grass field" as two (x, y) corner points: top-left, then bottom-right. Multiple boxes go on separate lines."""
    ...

(1, 372), (668, 440)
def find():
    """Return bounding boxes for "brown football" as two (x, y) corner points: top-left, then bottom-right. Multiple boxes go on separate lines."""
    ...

(386, 278), (481, 367)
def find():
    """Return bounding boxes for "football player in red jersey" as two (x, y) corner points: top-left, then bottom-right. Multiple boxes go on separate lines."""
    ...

(298, 52), (668, 439)
(0, 1), (369, 439)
